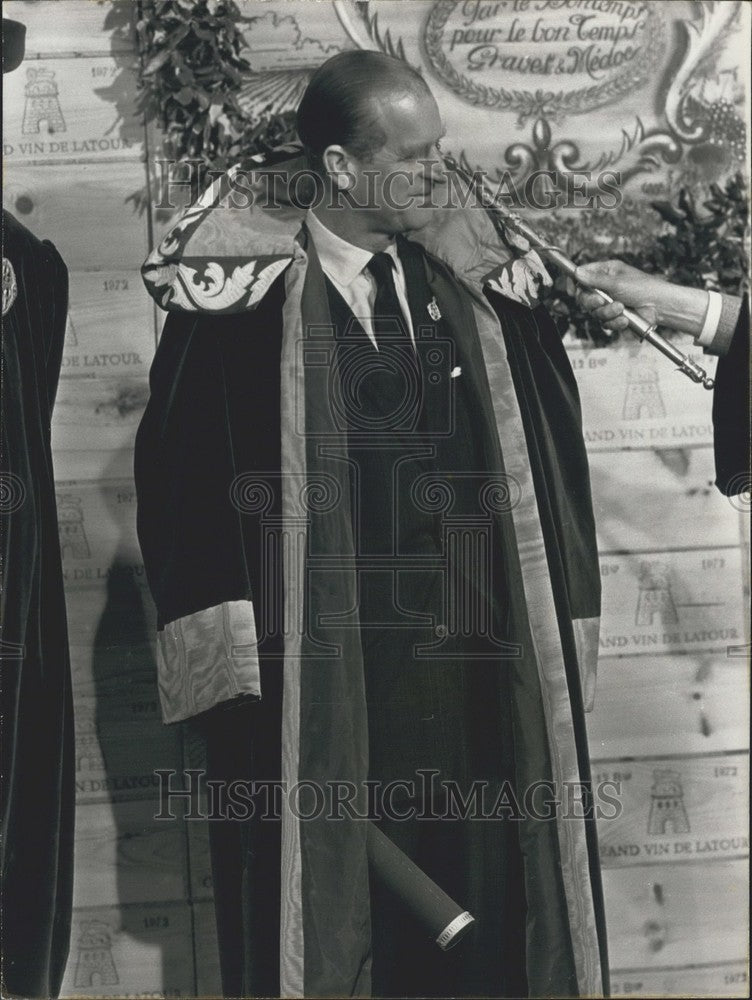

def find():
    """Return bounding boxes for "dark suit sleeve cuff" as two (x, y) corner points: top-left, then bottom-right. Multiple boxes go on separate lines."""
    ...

(703, 293), (743, 357)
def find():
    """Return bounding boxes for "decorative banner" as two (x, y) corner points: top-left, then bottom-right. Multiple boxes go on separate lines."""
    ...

(420, 1), (665, 119)
(233, 0), (348, 118)
(332, 0), (747, 205)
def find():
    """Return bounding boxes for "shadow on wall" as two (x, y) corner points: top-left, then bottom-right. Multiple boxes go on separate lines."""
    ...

(100, 0), (154, 217)
(67, 445), (199, 995)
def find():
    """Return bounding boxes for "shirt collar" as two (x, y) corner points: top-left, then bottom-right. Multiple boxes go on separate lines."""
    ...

(305, 210), (400, 286)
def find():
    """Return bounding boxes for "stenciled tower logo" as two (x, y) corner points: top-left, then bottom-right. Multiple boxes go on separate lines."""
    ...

(635, 561), (678, 627)
(57, 493), (91, 560)
(75, 709), (104, 773)
(648, 769), (690, 835)
(623, 357), (666, 420)
(23, 67), (66, 135)
(74, 920), (119, 988)
(65, 310), (79, 348)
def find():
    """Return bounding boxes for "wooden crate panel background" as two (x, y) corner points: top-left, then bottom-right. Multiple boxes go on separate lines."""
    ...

(0, 2), (745, 997)
(55, 479), (144, 587)
(52, 376), (148, 453)
(570, 339), (718, 452)
(74, 673), (162, 725)
(588, 446), (741, 552)
(598, 548), (746, 657)
(60, 903), (195, 997)
(55, 447), (138, 484)
(72, 800), (188, 908)
(594, 753), (748, 868)
(63, 270), (156, 383)
(67, 616), (156, 669)
(3, 0), (136, 56)
(3, 56), (143, 164)
(74, 714), (180, 805)
(602, 861), (748, 970)
(609, 962), (749, 997)
(192, 901), (222, 997)
(587, 655), (750, 758)
(2, 161), (149, 270)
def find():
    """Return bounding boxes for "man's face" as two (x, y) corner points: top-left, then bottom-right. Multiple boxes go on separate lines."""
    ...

(345, 89), (447, 235)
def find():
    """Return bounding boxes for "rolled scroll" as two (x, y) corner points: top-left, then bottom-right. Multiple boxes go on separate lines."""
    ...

(366, 822), (476, 951)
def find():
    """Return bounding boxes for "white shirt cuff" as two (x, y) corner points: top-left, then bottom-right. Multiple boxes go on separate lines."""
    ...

(696, 289), (722, 347)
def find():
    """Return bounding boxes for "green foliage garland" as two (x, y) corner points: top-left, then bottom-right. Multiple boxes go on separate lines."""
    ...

(542, 173), (749, 344)
(135, 0), (297, 173)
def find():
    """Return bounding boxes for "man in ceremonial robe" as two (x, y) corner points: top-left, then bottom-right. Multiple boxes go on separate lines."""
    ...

(136, 51), (608, 998)
(1, 18), (75, 998)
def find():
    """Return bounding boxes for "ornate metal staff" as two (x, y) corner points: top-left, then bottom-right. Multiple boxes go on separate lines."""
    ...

(444, 156), (715, 390)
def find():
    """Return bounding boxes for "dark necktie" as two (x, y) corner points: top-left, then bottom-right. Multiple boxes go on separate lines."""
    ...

(365, 251), (410, 345)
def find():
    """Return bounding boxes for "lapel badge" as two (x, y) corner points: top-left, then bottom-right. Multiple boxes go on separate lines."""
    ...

(427, 296), (441, 321)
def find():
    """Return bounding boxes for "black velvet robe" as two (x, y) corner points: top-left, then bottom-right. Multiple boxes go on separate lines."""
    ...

(1, 210), (74, 998)
(135, 243), (608, 998)
(135, 148), (609, 997)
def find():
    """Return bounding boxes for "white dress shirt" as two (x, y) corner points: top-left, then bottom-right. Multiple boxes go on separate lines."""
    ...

(697, 289), (723, 347)
(305, 210), (414, 348)
(694, 289), (741, 356)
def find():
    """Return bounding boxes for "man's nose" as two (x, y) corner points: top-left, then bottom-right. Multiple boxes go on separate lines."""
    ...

(421, 153), (448, 187)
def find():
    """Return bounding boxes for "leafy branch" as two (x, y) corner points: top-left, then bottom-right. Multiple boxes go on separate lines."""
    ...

(544, 172), (748, 343)
(135, 0), (297, 175)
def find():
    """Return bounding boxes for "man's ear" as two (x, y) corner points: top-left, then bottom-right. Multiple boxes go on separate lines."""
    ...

(322, 145), (355, 190)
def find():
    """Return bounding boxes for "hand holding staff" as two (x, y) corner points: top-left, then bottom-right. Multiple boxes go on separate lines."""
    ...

(445, 156), (715, 389)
